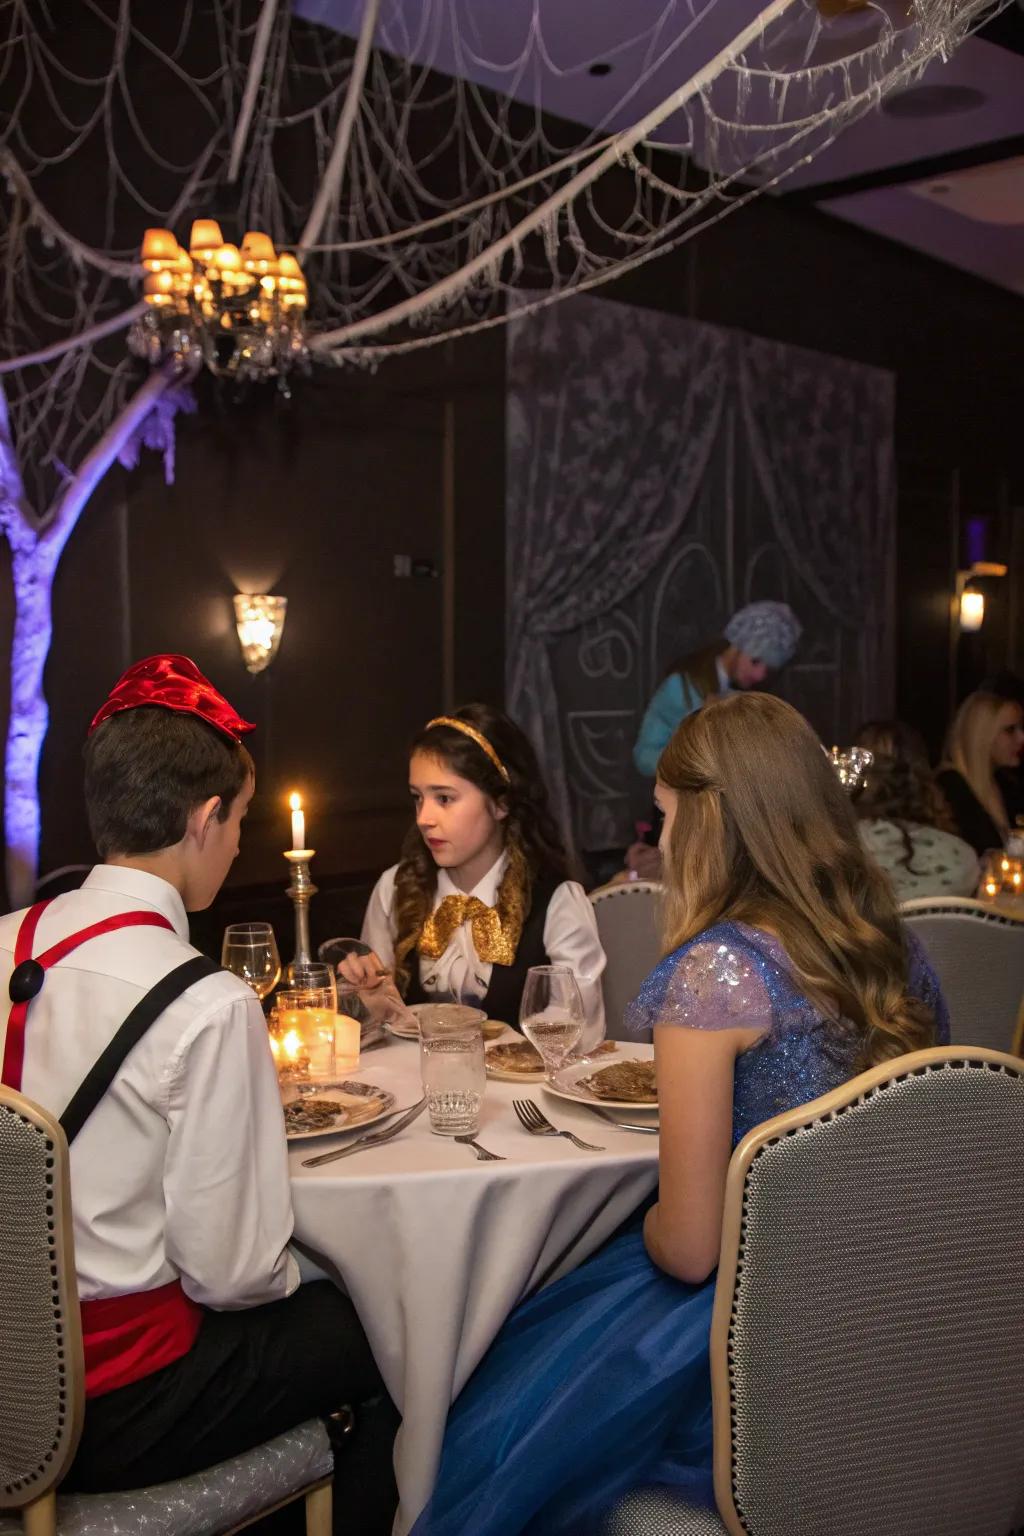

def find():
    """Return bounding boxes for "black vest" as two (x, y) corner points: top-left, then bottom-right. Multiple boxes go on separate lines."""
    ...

(405, 871), (562, 1025)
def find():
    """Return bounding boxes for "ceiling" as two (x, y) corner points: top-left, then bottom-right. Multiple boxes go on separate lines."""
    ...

(297, 0), (1024, 298)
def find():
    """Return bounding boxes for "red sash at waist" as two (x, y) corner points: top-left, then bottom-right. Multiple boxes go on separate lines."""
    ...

(80, 1279), (203, 1398)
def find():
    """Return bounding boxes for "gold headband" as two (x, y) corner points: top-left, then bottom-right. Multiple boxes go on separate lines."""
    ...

(425, 716), (510, 783)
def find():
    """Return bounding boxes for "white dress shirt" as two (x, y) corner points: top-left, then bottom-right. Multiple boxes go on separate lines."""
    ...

(361, 853), (607, 1051)
(0, 866), (298, 1306)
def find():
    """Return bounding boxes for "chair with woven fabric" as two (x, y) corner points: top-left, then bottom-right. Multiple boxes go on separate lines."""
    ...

(590, 881), (664, 1039)
(599, 1046), (1024, 1536)
(900, 897), (1024, 1053)
(0, 1085), (334, 1536)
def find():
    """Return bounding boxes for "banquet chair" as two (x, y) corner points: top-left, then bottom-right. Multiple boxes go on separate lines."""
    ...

(0, 1085), (334, 1536)
(590, 881), (664, 1038)
(900, 897), (1024, 1053)
(599, 1046), (1024, 1536)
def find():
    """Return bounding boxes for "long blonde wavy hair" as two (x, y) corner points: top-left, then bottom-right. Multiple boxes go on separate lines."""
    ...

(658, 692), (937, 1069)
(942, 691), (1018, 838)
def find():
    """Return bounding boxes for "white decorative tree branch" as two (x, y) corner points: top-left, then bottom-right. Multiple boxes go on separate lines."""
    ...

(228, 0), (281, 185)
(309, 0), (799, 351)
(297, 0), (382, 255)
(0, 368), (175, 906)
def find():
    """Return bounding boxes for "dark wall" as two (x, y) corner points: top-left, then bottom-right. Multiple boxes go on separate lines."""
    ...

(601, 194), (1024, 756)
(35, 331), (505, 893)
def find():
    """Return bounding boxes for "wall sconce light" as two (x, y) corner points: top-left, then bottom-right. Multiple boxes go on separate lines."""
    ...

(958, 588), (985, 632)
(234, 593), (287, 673)
(954, 561), (1006, 635)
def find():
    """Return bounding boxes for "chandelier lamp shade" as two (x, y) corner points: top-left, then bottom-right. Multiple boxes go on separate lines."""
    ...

(128, 222), (309, 386)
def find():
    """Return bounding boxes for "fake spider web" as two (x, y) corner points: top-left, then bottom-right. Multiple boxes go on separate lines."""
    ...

(0, 0), (1002, 521)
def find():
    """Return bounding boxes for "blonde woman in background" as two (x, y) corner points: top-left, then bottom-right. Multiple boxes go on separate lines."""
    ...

(938, 692), (1024, 855)
(854, 720), (979, 901)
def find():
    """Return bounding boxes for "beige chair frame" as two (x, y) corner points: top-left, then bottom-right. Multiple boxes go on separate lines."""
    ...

(0, 1085), (331, 1536)
(899, 897), (1024, 1058)
(708, 1044), (1024, 1536)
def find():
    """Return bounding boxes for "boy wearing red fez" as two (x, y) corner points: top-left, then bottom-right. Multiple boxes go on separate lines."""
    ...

(0, 656), (397, 1531)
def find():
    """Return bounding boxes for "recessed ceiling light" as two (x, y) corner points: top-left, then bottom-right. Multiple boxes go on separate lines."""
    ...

(881, 84), (986, 119)
(588, 62), (613, 77)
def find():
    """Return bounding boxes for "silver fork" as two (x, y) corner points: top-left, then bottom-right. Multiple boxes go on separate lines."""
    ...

(512, 1098), (604, 1152)
(454, 1135), (505, 1161)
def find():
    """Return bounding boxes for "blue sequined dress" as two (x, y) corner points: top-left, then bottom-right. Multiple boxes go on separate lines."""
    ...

(411, 922), (948, 1536)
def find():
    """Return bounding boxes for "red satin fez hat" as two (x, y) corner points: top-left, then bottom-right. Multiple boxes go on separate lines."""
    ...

(89, 654), (255, 745)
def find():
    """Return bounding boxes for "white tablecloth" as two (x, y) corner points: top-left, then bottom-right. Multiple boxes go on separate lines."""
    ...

(289, 1038), (659, 1534)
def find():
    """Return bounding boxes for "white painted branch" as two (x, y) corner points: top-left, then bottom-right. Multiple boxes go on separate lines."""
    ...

(228, 0), (280, 184)
(41, 366), (175, 559)
(0, 302), (147, 375)
(1, 365), (176, 905)
(297, 0), (382, 255)
(309, 0), (799, 351)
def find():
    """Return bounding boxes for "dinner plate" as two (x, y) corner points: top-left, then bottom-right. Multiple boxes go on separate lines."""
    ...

(387, 1005), (506, 1042)
(543, 1044), (658, 1114)
(281, 1080), (397, 1141)
(485, 1038), (546, 1082)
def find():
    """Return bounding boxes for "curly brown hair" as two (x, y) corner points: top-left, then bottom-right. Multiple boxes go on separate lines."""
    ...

(659, 694), (937, 1070)
(392, 704), (572, 994)
(853, 720), (956, 873)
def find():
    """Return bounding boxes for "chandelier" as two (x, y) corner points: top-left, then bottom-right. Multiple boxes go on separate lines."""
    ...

(127, 220), (310, 387)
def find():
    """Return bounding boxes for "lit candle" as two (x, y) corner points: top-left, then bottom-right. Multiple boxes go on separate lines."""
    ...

(289, 792), (305, 852)
(984, 880), (999, 899)
(335, 1014), (360, 1074)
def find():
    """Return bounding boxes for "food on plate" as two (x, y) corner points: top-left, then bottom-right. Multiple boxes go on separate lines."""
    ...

(581, 1059), (657, 1104)
(486, 1039), (544, 1074)
(283, 1097), (343, 1133)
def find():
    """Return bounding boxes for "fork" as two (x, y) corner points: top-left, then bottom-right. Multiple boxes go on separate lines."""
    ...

(454, 1135), (505, 1161)
(512, 1098), (604, 1152)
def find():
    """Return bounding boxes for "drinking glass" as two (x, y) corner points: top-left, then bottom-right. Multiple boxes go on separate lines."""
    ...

(419, 1005), (486, 1136)
(274, 978), (338, 1079)
(519, 965), (585, 1080)
(284, 960), (338, 1002)
(222, 922), (281, 1001)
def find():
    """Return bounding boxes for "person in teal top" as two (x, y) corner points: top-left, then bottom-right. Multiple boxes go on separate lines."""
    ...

(633, 600), (802, 779)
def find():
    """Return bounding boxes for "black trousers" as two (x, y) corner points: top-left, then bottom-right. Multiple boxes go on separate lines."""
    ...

(65, 1282), (399, 1536)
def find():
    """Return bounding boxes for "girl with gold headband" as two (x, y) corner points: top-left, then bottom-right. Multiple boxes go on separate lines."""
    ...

(343, 704), (606, 1047)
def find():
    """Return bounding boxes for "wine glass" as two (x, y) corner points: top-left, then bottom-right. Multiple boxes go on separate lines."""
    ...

(284, 960), (338, 1004)
(222, 922), (281, 1001)
(519, 965), (585, 1081)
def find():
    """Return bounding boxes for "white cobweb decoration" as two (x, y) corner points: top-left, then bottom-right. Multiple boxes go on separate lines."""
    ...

(0, 0), (1003, 497)
(0, 0), (1004, 900)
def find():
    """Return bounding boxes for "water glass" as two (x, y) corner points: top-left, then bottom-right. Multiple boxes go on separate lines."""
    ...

(419, 1005), (486, 1136)
(222, 922), (281, 1001)
(519, 965), (585, 1079)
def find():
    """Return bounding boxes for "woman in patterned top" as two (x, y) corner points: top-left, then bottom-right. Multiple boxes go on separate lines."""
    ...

(853, 720), (979, 902)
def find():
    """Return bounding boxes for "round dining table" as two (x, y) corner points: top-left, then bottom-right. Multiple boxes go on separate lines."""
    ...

(288, 1036), (660, 1535)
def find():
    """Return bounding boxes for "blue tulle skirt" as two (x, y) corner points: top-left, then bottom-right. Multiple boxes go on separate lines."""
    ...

(411, 1211), (716, 1536)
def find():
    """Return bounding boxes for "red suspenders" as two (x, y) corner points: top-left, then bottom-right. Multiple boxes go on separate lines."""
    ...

(1, 900), (174, 1091)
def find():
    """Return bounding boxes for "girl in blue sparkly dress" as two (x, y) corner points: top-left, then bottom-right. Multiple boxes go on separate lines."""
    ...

(412, 693), (949, 1536)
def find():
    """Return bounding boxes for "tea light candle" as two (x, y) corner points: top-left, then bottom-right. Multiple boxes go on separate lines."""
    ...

(335, 1014), (360, 1074)
(289, 791), (306, 853)
(983, 879), (999, 899)
(277, 1009), (333, 1076)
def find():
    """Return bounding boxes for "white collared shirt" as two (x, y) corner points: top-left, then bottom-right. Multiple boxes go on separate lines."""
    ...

(0, 866), (298, 1307)
(361, 853), (607, 1051)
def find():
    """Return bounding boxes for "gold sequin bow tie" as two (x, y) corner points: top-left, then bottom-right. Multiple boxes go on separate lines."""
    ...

(419, 895), (517, 966)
